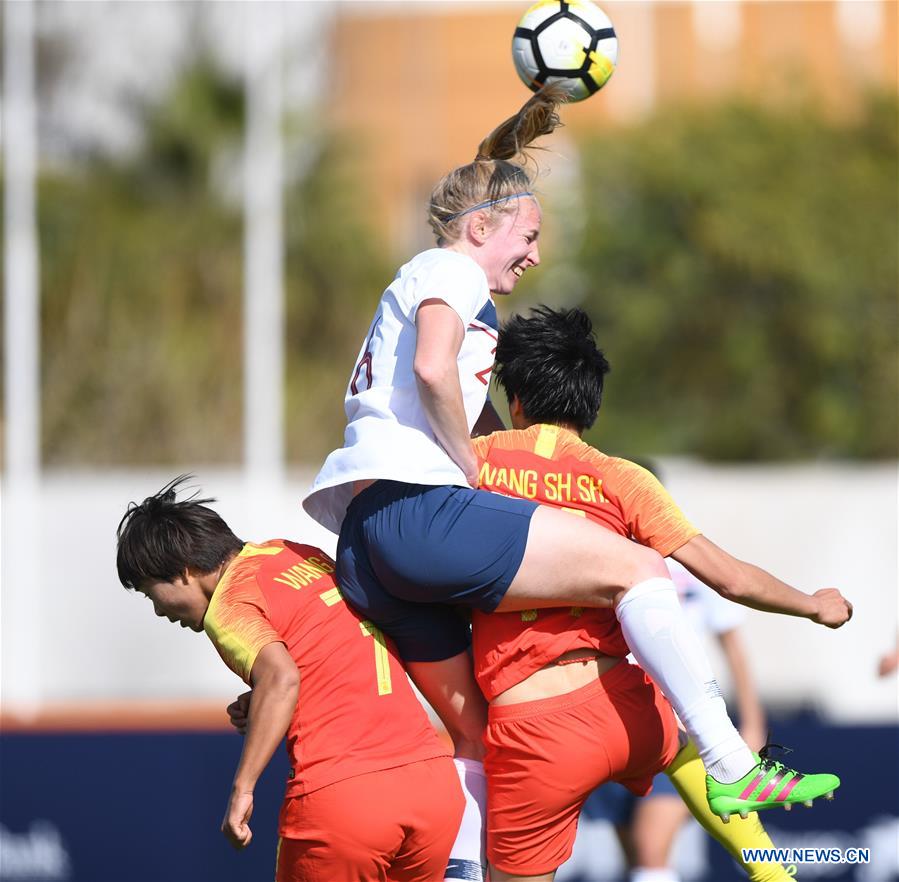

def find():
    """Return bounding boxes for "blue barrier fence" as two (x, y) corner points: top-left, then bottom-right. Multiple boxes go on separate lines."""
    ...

(1, 718), (896, 882)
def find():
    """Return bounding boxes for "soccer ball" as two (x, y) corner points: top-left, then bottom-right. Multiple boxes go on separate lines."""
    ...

(512, 0), (618, 102)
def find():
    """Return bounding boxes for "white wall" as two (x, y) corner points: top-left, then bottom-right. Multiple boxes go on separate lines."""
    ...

(659, 459), (898, 724)
(1, 462), (896, 721)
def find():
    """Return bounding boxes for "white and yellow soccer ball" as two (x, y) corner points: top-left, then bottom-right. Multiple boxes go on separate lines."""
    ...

(512, 0), (619, 101)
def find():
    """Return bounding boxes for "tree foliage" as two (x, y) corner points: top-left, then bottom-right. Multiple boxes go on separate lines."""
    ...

(283, 139), (394, 460)
(32, 59), (391, 466)
(16, 59), (898, 466)
(551, 94), (898, 460)
(38, 59), (244, 465)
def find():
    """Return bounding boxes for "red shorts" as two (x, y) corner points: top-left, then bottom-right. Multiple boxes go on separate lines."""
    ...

(484, 661), (679, 876)
(277, 757), (464, 882)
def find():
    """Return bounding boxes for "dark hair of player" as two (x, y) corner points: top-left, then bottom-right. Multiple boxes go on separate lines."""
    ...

(116, 475), (243, 591)
(493, 305), (610, 433)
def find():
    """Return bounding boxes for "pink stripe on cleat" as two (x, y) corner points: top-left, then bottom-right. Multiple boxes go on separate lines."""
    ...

(739, 773), (767, 801)
(757, 771), (786, 802)
(775, 774), (804, 802)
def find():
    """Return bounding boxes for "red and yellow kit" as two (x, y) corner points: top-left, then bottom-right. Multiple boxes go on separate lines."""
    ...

(471, 424), (700, 700)
(276, 759), (464, 882)
(203, 540), (450, 799)
(485, 663), (680, 875)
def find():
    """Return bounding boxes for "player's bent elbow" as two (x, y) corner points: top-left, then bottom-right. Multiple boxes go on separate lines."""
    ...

(713, 569), (751, 603)
(272, 667), (300, 697)
(257, 674), (299, 713)
(685, 544), (748, 603)
(253, 659), (300, 699)
(413, 356), (454, 391)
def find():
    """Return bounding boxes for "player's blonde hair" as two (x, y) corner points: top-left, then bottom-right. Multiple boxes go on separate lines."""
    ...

(428, 84), (566, 246)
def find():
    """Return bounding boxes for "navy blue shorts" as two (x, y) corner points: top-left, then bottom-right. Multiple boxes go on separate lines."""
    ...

(336, 481), (538, 662)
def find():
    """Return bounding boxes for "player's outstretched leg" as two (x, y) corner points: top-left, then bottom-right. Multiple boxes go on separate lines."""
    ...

(706, 741), (839, 823)
(497, 506), (841, 815)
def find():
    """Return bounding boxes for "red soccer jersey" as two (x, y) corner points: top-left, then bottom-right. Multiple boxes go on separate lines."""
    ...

(204, 540), (449, 798)
(471, 425), (700, 701)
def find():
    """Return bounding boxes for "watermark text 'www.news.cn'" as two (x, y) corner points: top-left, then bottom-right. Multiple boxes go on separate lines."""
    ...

(742, 847), (871, 865)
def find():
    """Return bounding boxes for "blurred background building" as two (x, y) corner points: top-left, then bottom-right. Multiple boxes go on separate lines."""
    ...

(330, 0), (897, 249)
(2, 2), (897, 881)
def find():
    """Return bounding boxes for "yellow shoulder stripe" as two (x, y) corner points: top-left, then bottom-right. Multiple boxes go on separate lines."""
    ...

(238, 543), (284, 558)
(533, 424), (560, 459)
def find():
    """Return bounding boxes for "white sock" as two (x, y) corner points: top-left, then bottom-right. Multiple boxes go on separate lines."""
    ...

(445, 757), (486, 881)
(704, 749), (759, 784)
(615, 578), (755, 784)
(631, 868), (680, 882)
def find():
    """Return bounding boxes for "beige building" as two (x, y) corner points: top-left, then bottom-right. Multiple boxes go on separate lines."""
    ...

(327, 1), (898, 251)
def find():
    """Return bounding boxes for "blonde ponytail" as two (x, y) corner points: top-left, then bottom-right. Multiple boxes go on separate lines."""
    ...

(475, 83), (566, 162)
(428, 84), (566, 245)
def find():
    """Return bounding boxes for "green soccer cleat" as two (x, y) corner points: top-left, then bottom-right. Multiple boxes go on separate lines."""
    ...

(707, 742), (840, 823)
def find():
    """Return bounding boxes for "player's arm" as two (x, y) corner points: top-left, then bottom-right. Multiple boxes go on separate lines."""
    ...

(406, 652), (488, 761)
(222, 642), (299, 849)
(716, 628), (766, 751)
(670, 534), (852, 628)
(414, 299), (479, 487)
(471, 398), (505, 437)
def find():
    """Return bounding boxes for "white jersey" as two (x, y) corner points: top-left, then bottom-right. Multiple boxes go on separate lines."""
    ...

(304, 248), (498, 533)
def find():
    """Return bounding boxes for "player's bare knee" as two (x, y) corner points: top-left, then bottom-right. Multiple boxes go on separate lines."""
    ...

(635, 543), (668, 579)
(610, 545), (668, 607)
(590, 545), (667, 609)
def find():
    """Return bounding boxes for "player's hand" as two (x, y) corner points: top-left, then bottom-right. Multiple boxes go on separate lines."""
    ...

(222, 789), (254, 850)
(810, 588), (853, 629)
(226, 691), (252, 735)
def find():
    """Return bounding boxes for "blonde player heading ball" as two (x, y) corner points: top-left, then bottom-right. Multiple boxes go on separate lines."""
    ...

(301, 80), (851, 882)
